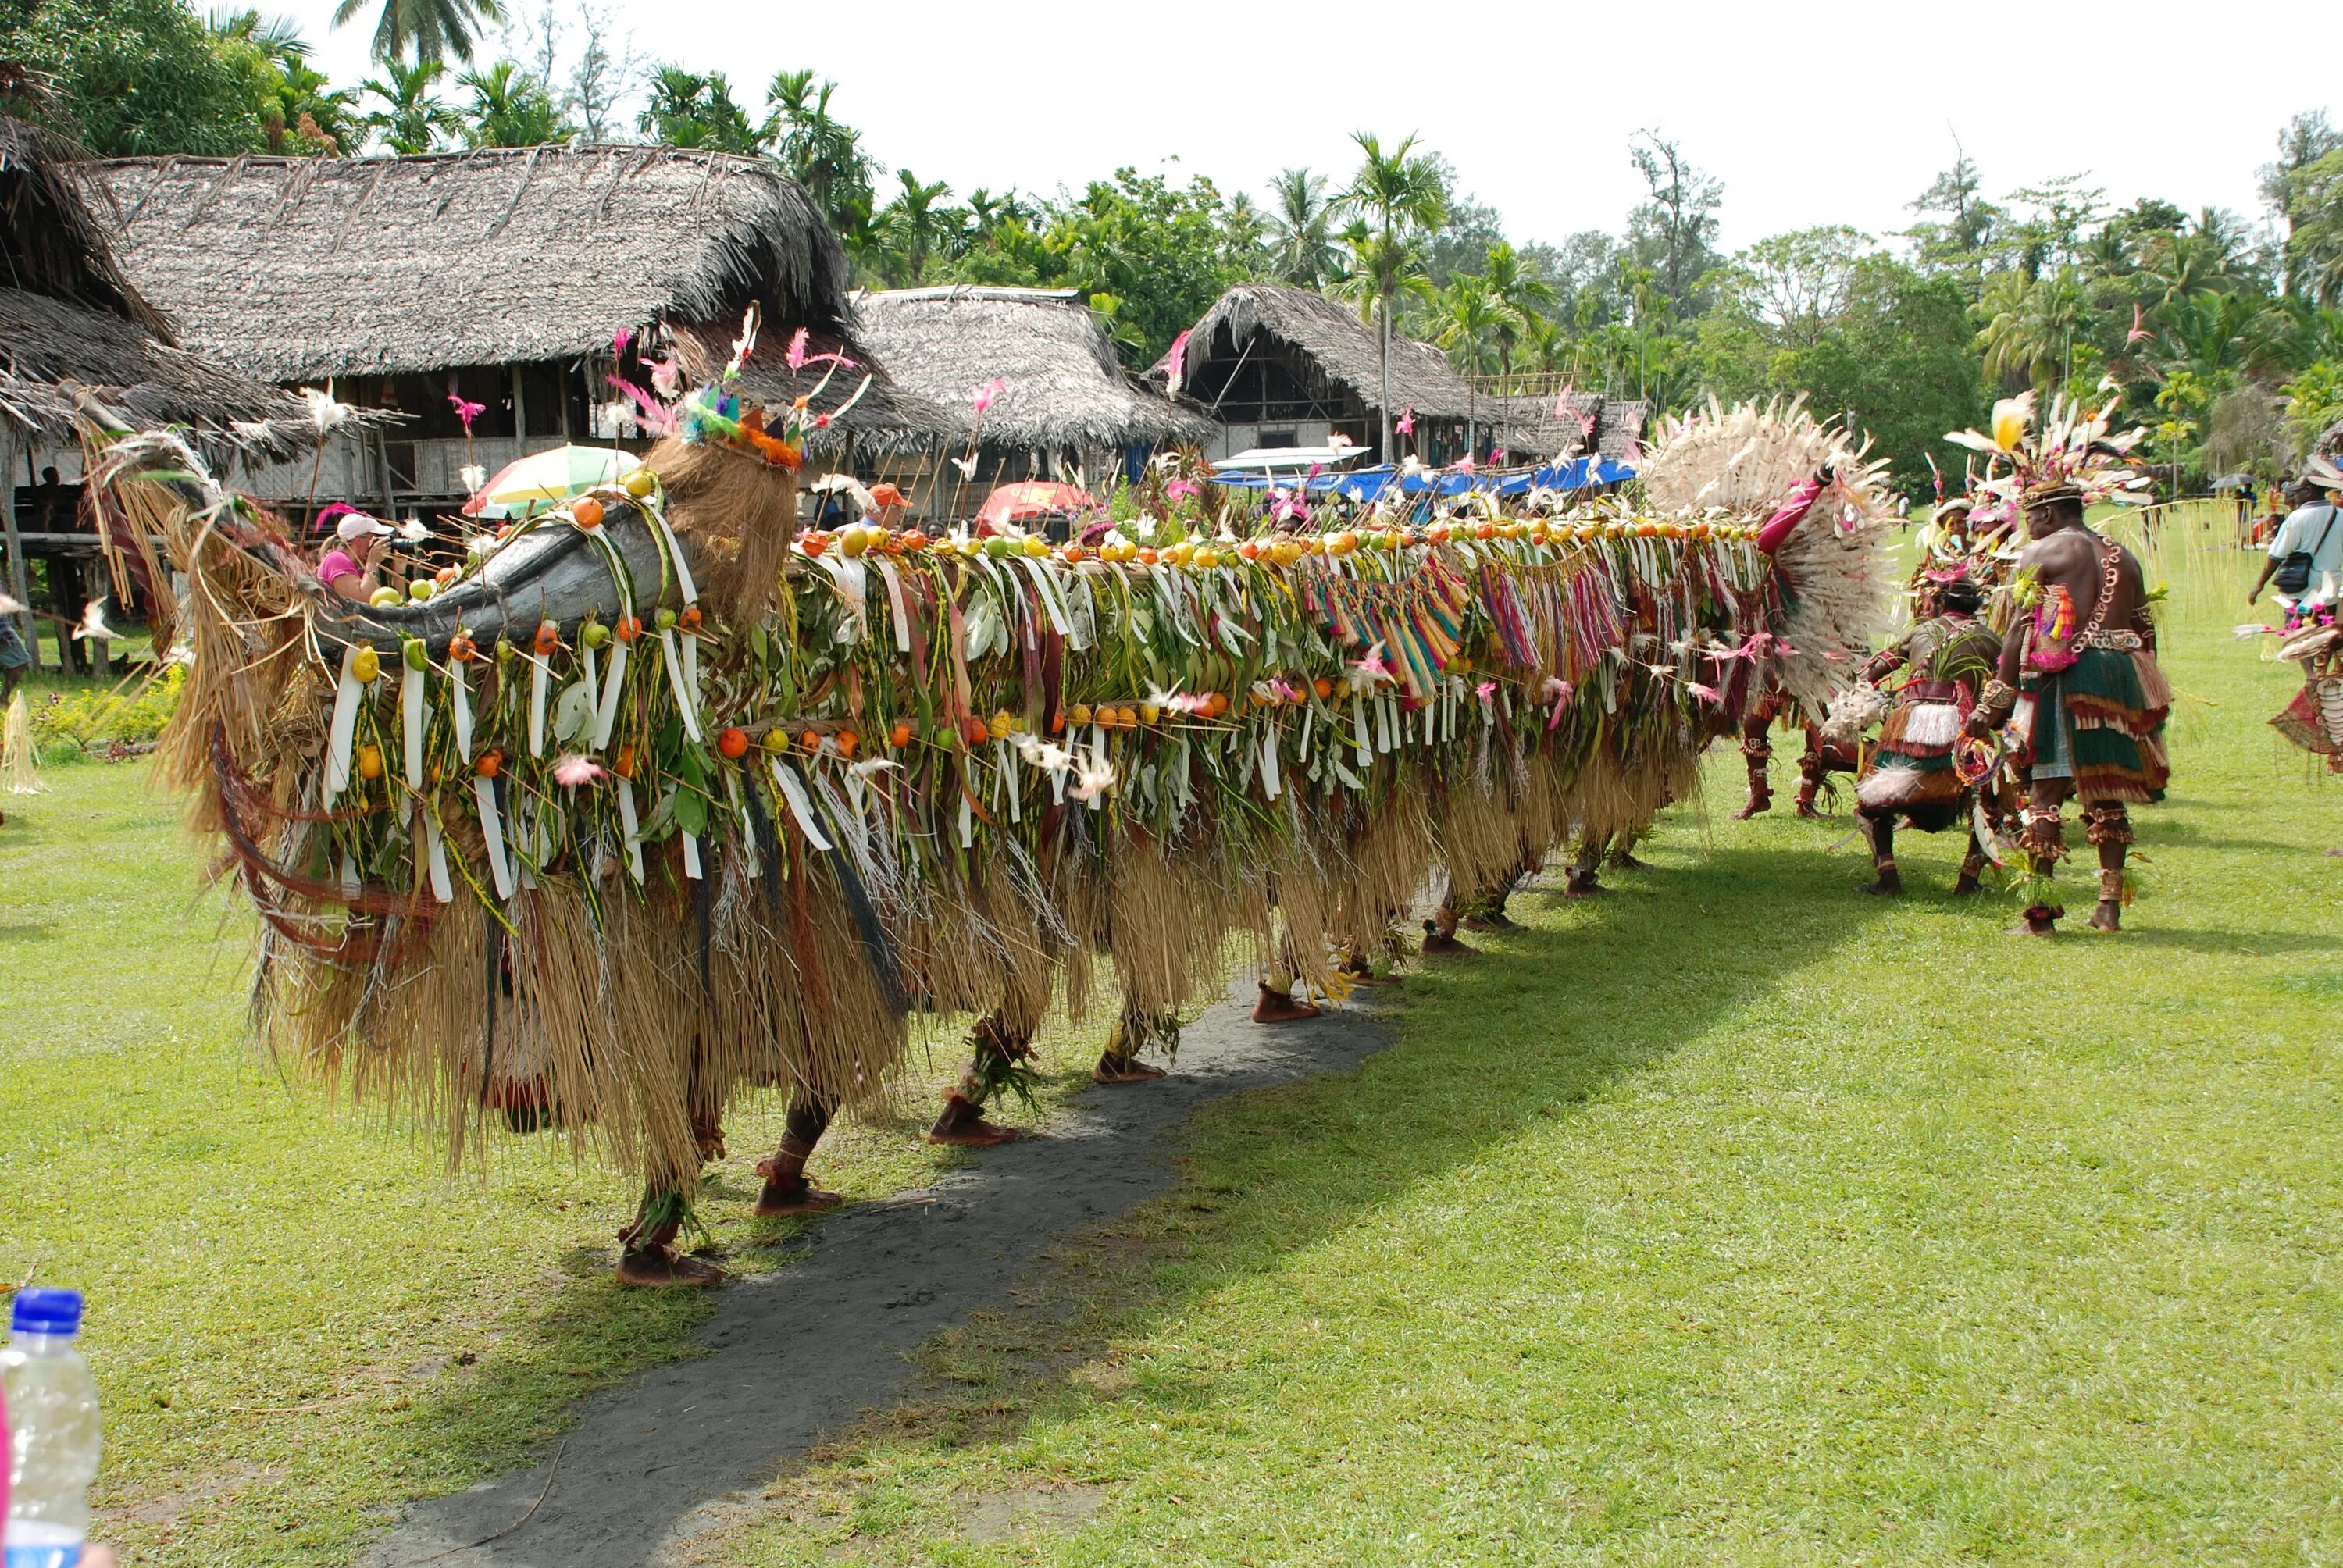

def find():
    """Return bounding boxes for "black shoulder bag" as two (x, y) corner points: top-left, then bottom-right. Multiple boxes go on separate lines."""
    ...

(2274, 505), (2339, 595)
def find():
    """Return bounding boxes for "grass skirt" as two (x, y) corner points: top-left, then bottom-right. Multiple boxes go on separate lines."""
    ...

(2023, 647), (2171, 803)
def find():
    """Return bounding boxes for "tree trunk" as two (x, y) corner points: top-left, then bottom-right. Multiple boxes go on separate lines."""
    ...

(1379, 291), (1393, 464)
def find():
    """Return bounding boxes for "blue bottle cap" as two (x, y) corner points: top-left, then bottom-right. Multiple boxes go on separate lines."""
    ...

(10, 1288), (84, 1335)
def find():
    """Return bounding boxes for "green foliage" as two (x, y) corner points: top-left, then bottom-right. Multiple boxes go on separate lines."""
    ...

(329, 0), (504, 67)
(635, 64), (757, 152)
(358, 56), (457, 153)
(2281, 360), (2343, 449)
(1, 0), (271, 155)
(28, 662), (183, 761)
(455, 59), (563, 147)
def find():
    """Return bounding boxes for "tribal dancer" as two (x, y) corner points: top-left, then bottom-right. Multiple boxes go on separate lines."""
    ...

(1956, 394), (2167, 935)
(1842, 568), (2004, 894)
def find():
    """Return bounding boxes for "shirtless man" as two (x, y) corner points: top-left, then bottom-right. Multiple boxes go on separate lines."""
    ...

(1965, 484), (2170, 934)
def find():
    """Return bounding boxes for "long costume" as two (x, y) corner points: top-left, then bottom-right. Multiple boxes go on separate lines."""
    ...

(93, 372), (1894, 1274)
(1854, 608), (2003, 831)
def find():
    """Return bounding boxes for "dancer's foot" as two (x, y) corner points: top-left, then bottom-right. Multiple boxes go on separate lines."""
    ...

(1952, 871), (1983, 896)
(927, 1095), (1028, 1146)
(1562, 869), (1606, 898)
(1794, 799), (1824, 820)
(1860, 868), (1904, 896)
(1250, 984), (1322, 1024)
(1458, 911), (1519, 932)
(751, 1166), (844, 1217)
(1093, 1051), (1171, 1083)
(1733, 793), (1771, 821)
(2010, 905), (2061, 937)
(2087, 899), (2123, 933)
(615, 1246), (725, 1288)
(1339, 955), (1385, 986)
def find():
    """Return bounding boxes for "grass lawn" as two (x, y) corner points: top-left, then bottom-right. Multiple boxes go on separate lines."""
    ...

(7, 506), (2341, 1564)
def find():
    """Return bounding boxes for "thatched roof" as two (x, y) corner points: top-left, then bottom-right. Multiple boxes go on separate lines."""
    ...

(1490, 393), (1647, 461)
(851, 286), (1214, 451)
(91, 146), (853, 383)
(666, 320), (958, 457)
(1170, 283), (1479, 423)
(0, 112), (313, 444)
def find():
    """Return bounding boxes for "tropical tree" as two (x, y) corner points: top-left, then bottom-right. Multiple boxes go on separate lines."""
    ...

(1335, 130), (1449, 455)
(1429, 273), (1516, 454)
(1480, 241), (1555, 389)
(1624, 132), (1722, 317)
(212, 9), (357, 152)
(1221, 191), (1268, 274)
(880, 169), (954, 285)
(4, 0), (269, 155)
(358, 58), (458, 153)
(330, 0), (505, 66)
(1265, 167), (1341, 287)
(637, 66), (756, 151)
(764, 69), (879, 234)
(457, 59), (563, 147)
(1976, 265), (2088, 392)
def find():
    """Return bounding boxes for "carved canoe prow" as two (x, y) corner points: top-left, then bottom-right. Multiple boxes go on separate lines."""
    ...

(308, 501), (689, 654)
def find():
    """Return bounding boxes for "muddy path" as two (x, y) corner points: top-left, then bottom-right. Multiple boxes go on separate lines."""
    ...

(362, 978), (1393, 1566)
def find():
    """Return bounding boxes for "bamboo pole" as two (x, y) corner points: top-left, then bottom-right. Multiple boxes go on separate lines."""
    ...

(0, 428), (31, 661)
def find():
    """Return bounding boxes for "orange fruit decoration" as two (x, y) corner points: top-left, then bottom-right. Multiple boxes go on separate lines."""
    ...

(716, 727), (750, 760)
(572, 497), (604, 529)
(890, 720), (913, 747)
(836, 729), (858, 758)
(477, 749), (505, 779)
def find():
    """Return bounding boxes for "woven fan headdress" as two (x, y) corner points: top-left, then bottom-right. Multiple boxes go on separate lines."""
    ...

(1947, 387), (2151, 526)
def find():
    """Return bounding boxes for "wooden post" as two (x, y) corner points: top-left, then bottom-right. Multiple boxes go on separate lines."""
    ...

(512, 365), (530, 447)
(0, 426), (31, 664)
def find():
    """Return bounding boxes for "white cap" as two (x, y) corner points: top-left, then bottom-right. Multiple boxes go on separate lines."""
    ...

(336, 511), (394, 543)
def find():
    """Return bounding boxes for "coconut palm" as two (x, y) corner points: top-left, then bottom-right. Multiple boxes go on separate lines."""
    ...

(637, 66), (758, 152)
(358, 59), (458, 153)
(1222, 191), (1268, 273)
(331, 0), (505, 66)
(1482, 241), (1556, 390)
(1430, 274), (1517, 456)
(1977, 266), (2088, 392)
(1335, 131), (1448, 457)
(1266, 167), (1340, 287)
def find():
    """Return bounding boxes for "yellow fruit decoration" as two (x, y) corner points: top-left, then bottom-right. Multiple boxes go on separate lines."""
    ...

(349, 646), (381, 683)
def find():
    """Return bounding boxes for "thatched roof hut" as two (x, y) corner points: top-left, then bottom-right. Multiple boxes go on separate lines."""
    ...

(1164, 283), (1479, 463)
(93, 145), (851, 383)
(0, 116), (312, 447)
(1489, 392), (1648, 463)
(853, 286), (1215, 454)
(0, 105), (323, 665)
(87, 145), (926, 508)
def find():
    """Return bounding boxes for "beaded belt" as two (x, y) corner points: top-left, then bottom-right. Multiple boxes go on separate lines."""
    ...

(2077, 630), (2142, 650)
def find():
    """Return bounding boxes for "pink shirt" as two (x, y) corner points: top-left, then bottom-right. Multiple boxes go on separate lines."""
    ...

(318, 548), (362, 593)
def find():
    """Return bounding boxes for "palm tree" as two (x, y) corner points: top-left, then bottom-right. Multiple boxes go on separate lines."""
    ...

(1335, 131), (1448, 458)
(637, 67), (758, 152)
(1481, 241), (1556, 391)
(458, 59), (564, 148)
(765, 70), (880, 233)
(883, 169), (954, 285)
(1221, 192), (1268, 273)
(331, 0), (505, 66)
(359, 59), (458, 153)
(1266, 167), (1340, 287)
(1430, 274), (1517, 458)
(1977, 267), (2087, 393)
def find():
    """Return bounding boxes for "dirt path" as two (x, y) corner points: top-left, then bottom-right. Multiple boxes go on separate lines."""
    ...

(361, 978), (1392, 1566)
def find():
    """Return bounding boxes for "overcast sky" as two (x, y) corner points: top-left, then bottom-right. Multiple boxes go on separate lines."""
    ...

(277, 0), (2330, 255)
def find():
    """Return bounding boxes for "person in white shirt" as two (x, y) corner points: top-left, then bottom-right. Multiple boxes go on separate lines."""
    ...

(2249, 470), (2343, 611)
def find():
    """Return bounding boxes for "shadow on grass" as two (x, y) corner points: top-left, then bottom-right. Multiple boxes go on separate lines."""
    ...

(686, 839), (1901, 1554)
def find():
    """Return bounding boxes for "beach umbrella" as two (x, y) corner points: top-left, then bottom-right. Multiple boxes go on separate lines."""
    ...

(465, 446), (644, 519)
(975, 481), (1094, 530)
(2209, 473), (2254, 490)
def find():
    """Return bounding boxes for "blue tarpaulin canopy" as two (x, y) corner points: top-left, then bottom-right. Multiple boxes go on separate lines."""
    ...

(1211, 455), (1635, 504)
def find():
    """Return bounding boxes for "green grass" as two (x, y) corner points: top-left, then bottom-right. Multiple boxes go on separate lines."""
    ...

(8, 505), (2340, 1564)
(0, 763), (1107, 1562)
(689, 515), (2343, 1566)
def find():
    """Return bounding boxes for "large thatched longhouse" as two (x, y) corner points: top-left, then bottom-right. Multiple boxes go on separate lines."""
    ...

(1164, 283), (1482, 465)
(0, 109), (320, 668)
(850, 285), (1216, 516)
(89, 146), (954, 518)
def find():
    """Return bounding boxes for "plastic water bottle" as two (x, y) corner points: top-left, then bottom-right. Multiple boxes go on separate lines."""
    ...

(3, 1289), (101, 1568)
